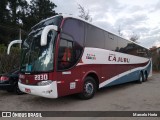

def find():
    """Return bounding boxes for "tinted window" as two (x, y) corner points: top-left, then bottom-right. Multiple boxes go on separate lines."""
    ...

(136, 46), (149, 57)
(118, 38), (138, 55)
(62, 18), (85, 47)
(118, 38), (131, 53)
(117, 38), (149, 58)
(85, 24), (105, 48)
(57, 18), (85, 70)
(104, 32), (117, 51)
(58, 36), (74, 70)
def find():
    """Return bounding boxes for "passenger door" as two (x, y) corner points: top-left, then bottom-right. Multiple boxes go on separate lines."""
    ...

(56, 18), (85, 97)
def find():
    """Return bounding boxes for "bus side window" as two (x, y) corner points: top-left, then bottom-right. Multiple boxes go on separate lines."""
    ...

(58, 38), (74, 70)
(57, 18), (84, 71)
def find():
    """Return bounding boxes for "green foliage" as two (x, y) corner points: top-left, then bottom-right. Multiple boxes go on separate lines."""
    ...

(0, 0), (58, 45)
(0, 45), (20, 74)
(0, 44), (6, 53)
(0, 0), (58, 73)
(30, 0), (57, 20)
(0, 0), (10, 24)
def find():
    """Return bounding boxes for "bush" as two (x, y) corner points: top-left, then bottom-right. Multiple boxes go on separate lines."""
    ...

(152, 56), (160, 72)
(0, 44), (20, 74)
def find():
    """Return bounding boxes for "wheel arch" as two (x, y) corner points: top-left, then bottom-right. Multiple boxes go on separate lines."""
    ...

(140, 70), (144, 74)
(82, 71), (100, 90)
(144, 70), (148, 81)
(144, 70), (148, 76)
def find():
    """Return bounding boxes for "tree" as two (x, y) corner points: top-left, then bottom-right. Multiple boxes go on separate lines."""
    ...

(17, 0), (30, 23)
(78, 4), (92, 22)
(20, 0), (58, 31)
(0, 0), (29, 45)
(0, 0), (58, 73)
(18, 0), (31, 31)
(8, 0), (27, 25)
(29, 0), (57, 27)
(0, 0), (11, 45)
(150, 46), (160, 71)
(0, 0), (10, 24)
(0, 0), (58, 45)
(129, 32), (139, 42)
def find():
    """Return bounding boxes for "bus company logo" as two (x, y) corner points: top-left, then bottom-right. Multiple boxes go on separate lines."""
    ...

(108, 54), (130, 63)
(86, 54), (96, 60)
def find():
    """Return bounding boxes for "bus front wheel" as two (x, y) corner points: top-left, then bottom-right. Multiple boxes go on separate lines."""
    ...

(78, 77), (96, 100)
(14, 83), (24, 95)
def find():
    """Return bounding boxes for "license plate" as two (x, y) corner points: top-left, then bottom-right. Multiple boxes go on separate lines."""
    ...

(25, 88), (31, 93)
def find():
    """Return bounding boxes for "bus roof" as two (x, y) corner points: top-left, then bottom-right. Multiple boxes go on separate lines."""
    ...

(33, 14), (149, 50)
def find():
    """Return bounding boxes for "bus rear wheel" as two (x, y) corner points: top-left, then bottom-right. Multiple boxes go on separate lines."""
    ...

(144, 72), (148, 82)
(78, 77), (96, 100)
(138, 72), (144, 83)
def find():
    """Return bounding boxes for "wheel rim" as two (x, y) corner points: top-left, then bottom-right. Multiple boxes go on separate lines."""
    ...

(144, 73), (147, 81)
(140, 74), (143, 82)
(144, 74), (146, 80)
(85, 82), (94, 95)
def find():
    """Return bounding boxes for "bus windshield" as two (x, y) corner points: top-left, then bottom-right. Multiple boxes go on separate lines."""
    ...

(20, 16), (62, 73)
(21, 29), (57, 73)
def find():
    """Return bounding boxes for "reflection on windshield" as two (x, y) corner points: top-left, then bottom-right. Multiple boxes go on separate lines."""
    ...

(20, 16), (62, 73)
(21, 30), (56, 73)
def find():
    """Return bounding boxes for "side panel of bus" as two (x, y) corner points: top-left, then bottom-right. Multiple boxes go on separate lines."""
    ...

(56, 17), (152, 97)
(79, 48), (151, 88)
(83, 22), (152, 88)
(56, 18), (85, 97)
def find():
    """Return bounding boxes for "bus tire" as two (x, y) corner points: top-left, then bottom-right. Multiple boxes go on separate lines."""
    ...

(14, 83), (24, 95)
(138, 72), (144, 84)
(144, 72), (148, 82)
(78, 77), (96, 100)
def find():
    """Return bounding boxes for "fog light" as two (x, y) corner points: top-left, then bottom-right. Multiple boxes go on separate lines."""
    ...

(37, 80), (52, 86)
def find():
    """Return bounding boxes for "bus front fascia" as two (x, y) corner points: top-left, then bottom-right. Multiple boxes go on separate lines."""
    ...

(7, 25), (58, 55)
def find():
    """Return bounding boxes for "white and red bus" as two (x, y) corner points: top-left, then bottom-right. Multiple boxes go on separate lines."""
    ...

(8, 14), (152, 99)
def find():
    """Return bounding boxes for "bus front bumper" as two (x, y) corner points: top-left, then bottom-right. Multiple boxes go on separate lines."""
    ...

(18, 81), (58, 98)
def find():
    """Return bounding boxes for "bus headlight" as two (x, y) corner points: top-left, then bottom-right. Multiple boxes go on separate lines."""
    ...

(37, 80), (52, 86)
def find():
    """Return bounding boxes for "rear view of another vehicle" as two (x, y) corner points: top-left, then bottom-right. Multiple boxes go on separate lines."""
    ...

(0, 69), (24, 95)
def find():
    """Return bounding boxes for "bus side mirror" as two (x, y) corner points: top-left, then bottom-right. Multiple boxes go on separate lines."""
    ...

(41, 25), (58, 46)
(7, 40), (22, 55)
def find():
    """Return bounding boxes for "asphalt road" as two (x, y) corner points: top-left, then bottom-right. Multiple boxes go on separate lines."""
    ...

(0, 72), (160, 120)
